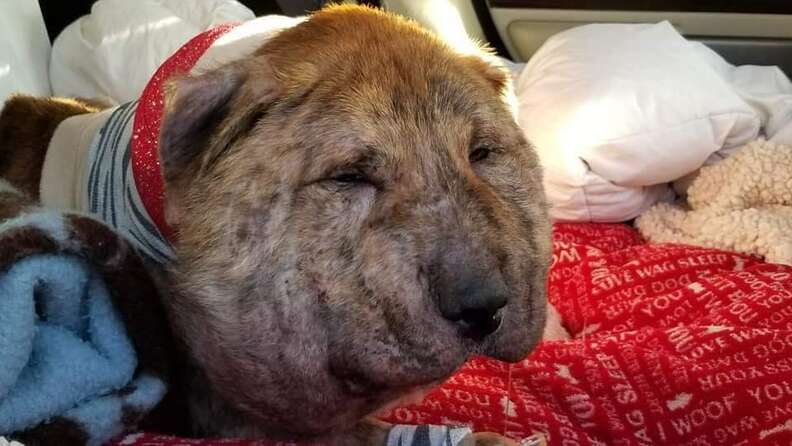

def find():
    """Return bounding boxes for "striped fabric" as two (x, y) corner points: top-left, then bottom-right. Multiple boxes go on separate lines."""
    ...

(84, 101), (175, 264)
(386, 425), (472, 446)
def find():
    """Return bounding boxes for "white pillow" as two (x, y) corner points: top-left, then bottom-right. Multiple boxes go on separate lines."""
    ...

(49, 0), (254, 104)
(516, 21), (760, 222)
(0, 0), (51, 103)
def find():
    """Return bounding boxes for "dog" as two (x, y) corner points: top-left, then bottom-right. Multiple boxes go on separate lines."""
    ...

(0, 6), (551, 445)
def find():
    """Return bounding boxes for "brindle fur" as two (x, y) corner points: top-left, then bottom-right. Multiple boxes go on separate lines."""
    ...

(0, 6), (550, 446)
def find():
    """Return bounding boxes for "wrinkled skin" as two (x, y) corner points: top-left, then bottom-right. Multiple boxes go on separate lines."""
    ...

(156, 5), (551, 443)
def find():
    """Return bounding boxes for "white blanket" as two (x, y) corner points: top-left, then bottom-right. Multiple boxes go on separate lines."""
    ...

(49, 0), (255, 104)
(637, 139), (792, 265)
(0, 0), (51, 103)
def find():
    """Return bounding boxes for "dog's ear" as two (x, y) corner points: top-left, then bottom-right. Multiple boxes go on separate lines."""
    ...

(159, 61), (279, 183)
(463, 55), (509, 95)
(159, 66), (242, 182)
(462, 55), (519, 119)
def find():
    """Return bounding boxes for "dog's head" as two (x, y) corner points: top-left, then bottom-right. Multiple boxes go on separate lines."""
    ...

(160, 5), (550, 437)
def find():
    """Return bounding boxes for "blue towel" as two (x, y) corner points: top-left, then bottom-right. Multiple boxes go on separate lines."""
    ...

(0, 187), (170, 446)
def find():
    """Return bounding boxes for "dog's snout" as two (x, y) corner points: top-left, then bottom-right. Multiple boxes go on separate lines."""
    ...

(431, 241), (508, 340)
(439, 279), (507, 340)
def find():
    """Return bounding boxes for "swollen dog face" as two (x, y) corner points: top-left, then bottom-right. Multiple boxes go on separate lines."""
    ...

(160, 5), (550, 437)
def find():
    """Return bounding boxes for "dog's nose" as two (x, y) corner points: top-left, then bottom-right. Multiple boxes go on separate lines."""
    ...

(431, 237), (509, 340)
(438, 278), (507, 340)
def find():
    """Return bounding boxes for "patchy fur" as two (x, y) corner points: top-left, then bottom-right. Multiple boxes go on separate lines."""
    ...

(160, 6), (550, 441)
(0, 6), (549, 445)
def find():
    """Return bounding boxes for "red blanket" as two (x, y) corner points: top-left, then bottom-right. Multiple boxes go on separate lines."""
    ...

(114, 223), (792, 445)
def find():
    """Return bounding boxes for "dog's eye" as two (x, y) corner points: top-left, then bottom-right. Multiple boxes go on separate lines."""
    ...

(469, 146), (492, 163)
(332, 172), (368, 184)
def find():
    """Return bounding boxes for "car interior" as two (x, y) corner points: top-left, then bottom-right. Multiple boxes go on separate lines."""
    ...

(39, 1), (792, 75)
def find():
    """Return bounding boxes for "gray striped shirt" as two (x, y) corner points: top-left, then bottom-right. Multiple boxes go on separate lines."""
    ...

(84, 101), (174, 264)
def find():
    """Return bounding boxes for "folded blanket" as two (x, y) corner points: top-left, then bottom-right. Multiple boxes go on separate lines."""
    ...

(637, 138), (792, 265)
(0, 181), (173, 446)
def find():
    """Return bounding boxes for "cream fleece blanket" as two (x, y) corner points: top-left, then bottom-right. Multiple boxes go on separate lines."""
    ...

(636, 139), (792, 265)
